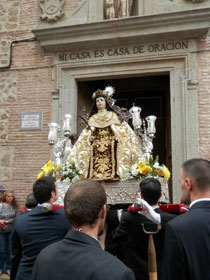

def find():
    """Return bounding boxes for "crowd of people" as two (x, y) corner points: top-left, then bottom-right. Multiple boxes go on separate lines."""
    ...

(105, 178), (176, 280)
(0, 157), (210, 280)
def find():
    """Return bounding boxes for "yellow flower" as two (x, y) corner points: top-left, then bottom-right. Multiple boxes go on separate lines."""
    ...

(163, 165), (170, 181)
(145, 165), (152, 173)
(130, 156), (170, 182)
(137, 161), (152, 175)
(55, 165), (62, 172)
(141, 165), (152, 175)
(37, 171), (45, 179)
(41, 160), (54, 175)
(137, 161), (146, 174)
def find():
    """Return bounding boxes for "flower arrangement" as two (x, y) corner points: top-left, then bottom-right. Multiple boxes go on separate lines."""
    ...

(37, 160), (59, 179)
(56, 162), (81, 183)
(129, 155), (170, 182)
(37, 160), (81, 183)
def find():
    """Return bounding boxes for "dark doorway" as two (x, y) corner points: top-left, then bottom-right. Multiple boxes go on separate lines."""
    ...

(77, 75), (171, 198)
(78, 75), (170, 162)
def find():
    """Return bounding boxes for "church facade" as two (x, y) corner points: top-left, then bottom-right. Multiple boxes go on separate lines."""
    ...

(0, 0), (210, 205)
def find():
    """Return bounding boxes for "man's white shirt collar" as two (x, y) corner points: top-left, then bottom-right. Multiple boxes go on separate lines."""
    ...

(190, 198), (210, 208)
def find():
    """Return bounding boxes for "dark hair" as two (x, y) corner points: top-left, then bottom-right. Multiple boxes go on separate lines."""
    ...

(140, 178), (161, 205)
(0, 193), (3, 203)
(182, 158), (210, 190)
(2, 189), (18, 209)
(88, 95), (116, 119)
(33, 176), (56, 204)
(25, 193), (38, 209)
(64, 179), (107, 227)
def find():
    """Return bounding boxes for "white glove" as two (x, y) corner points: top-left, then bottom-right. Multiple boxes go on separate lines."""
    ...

(117, 209), (123, 222)
(42, 203), (52, 212)
(135, 197), (161, 224)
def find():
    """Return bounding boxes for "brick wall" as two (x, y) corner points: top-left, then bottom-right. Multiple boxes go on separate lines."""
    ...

(197, 37), (210, 160)
(0, 0), (81, 206)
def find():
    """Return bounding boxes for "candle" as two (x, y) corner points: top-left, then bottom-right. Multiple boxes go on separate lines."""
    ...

(48, 123), (58, 144)
(129, 105), (142, 128)
(63, 114), (72, 135)
(146, 116), (157, 135)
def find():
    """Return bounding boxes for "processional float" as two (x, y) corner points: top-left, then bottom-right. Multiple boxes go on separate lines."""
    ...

(47, 92), (169, 206)
(45, 88), (170, 280)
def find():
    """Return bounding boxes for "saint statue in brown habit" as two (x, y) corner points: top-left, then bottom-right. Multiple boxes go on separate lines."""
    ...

(67, 87), (144, 181)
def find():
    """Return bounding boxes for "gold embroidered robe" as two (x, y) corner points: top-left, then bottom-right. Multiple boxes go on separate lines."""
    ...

(67, 109), (144, 180)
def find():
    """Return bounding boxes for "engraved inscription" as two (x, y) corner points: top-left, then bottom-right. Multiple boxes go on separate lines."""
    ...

(57, 41), (189, 62)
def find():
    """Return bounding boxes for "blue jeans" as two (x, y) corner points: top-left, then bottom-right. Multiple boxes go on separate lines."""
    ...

(0, 232), (11, 272)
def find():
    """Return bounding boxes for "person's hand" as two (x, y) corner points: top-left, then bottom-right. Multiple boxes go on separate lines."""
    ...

(0, 220), (8, 229)
(117, 209), (123, 222)
(42, 203), (52, 212)
(89, 136), (95, 142)
(135, 197), (161, 224)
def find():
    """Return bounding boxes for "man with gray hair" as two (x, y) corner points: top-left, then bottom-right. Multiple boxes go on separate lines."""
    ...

(32, 179), (135, 280)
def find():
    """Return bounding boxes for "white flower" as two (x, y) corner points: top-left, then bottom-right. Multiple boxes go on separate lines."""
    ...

(158, 166), (164, 172)
(131, 163), (139, 176)
(123, 172), (133, 180)
(153, 162), (160, 168)
(72, 175), (80, 183)
(64, 177), (71, 183)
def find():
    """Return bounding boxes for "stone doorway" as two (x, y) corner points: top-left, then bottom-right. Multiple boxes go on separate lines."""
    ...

(77, 75), (172, 200)
(53, 41), (199, 203)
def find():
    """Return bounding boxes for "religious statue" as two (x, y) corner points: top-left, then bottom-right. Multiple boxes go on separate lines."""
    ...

(115, 0), (134, 18)
(105, 0), (134, 19)
(105, 0), (115, 19)
(67, 87), (144, 181)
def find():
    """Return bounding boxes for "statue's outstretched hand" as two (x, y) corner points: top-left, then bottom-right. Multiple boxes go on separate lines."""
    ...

(135, 197), (161, 224)
(89, 136), (95, 142)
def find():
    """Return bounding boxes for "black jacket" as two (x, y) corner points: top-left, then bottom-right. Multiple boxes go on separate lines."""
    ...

(109, 208), (175, 280)
(11, 206), (70, 280)
(163, 200), (210, 280)
(32, 229), (135, 280)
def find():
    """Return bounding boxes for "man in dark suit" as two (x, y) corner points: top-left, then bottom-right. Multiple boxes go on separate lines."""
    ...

(109, 178), (175, 280)
(163, 158), (210, 280)
(11, 176), (70, 280)
(32, 180), (135, 280)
